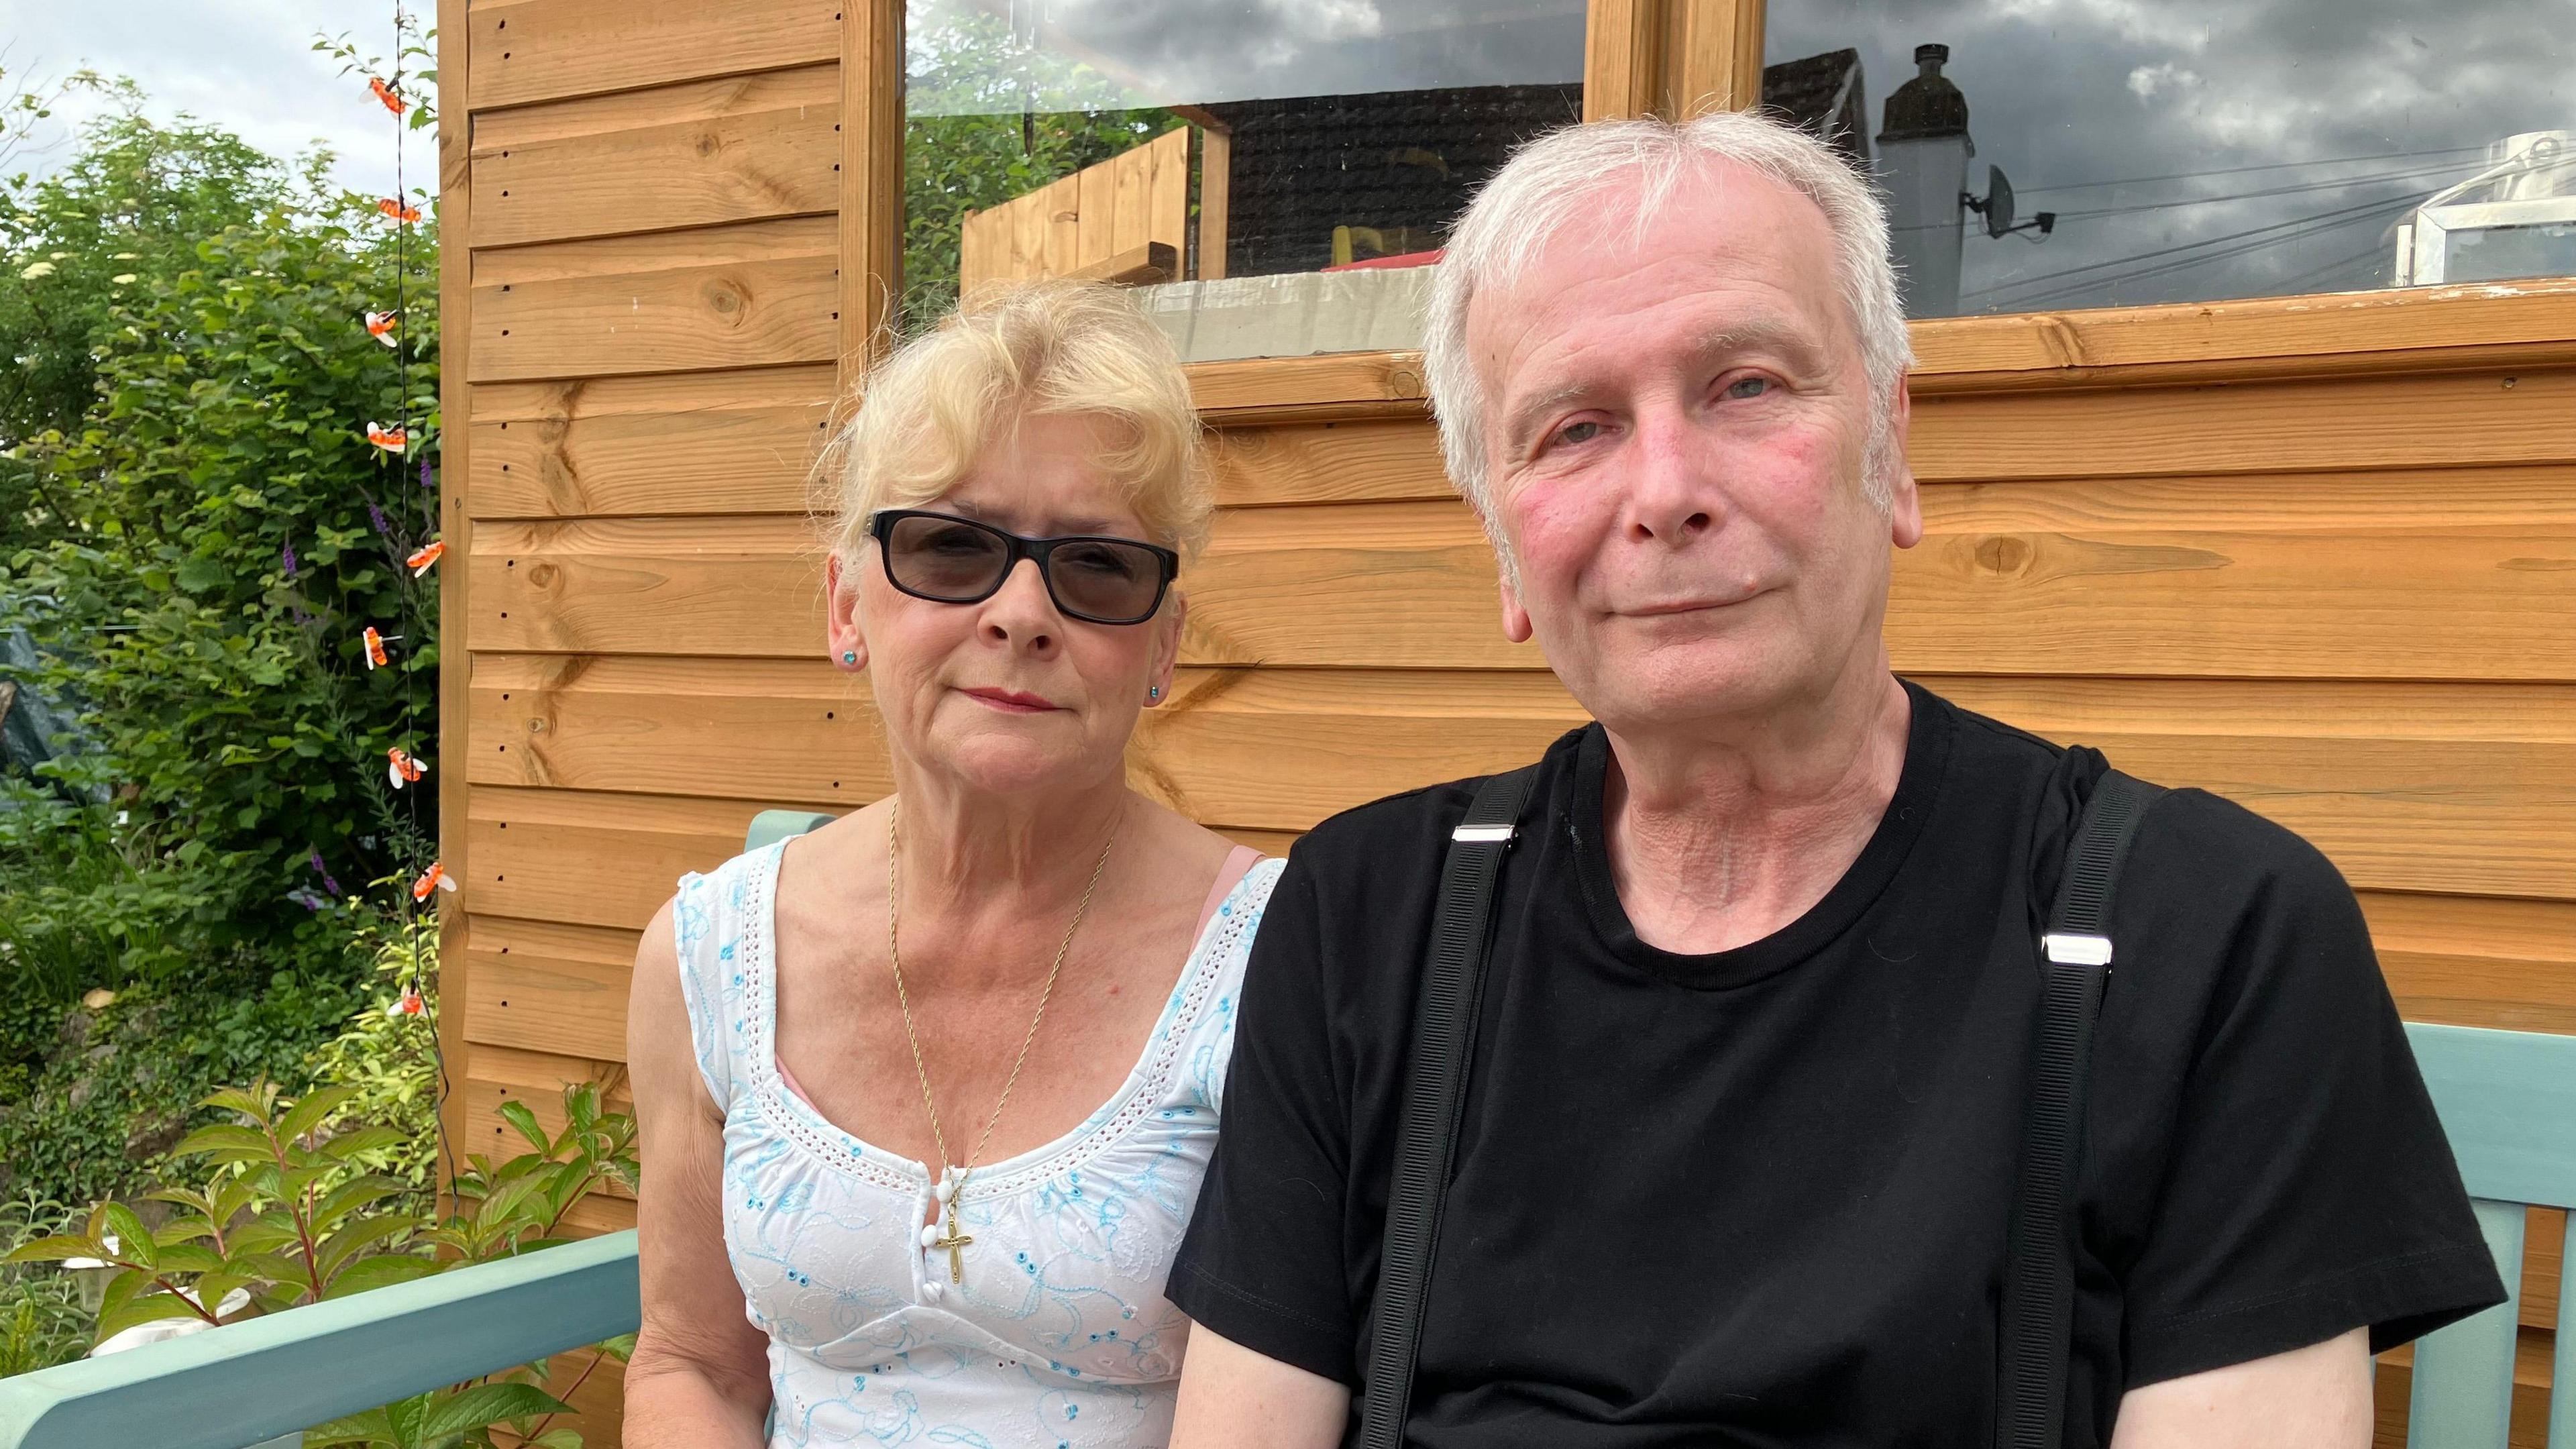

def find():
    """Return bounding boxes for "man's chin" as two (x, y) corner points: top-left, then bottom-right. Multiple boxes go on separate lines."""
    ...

(1566, 639), (1792, 730)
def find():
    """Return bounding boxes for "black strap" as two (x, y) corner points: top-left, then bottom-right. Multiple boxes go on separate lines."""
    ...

(1356, 765), (1538, 1449)
(1993, 768), (2163, 1449)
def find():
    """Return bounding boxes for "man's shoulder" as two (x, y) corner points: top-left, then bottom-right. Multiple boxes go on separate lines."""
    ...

(1287, 724), (1589, 883)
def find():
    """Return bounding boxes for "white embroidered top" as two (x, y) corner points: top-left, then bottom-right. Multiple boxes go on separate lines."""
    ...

(672, 840), (1285, 1448)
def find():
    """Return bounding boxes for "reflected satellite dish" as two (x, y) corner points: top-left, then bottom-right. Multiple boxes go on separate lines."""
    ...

(1984, 166), (2015, 239)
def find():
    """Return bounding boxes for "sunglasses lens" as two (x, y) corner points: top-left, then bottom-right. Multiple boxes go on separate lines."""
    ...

(1046, 539), (1166, 623)
(885, 515), (1008, 600)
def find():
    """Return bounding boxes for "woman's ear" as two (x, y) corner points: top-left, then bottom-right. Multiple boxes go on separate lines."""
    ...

(825, 551), (869, 672)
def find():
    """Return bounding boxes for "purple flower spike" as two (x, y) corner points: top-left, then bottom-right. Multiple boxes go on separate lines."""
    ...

(419, 456), (434, 492)
(282, 540), (299, 578)
(368, 502), (392, 539)
(308, 851), (344, 897)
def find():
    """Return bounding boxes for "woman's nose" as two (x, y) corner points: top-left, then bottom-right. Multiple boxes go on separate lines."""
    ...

(979, 558), (1061, 651)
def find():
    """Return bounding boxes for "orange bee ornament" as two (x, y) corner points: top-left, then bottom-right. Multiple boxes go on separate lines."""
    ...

(388, 747), (428, 789)
(376, 197), (422, 225)
(410, 863), (457, 902)
(362, 627), (392, 669)
(366, 422), (407, 453)
(370, 77), (408, 115)
(405, 540), (445, 576)
(365, 311), (400, 347)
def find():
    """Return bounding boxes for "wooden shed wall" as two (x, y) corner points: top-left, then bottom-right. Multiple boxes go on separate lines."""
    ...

(437, 3), (2574, 1442)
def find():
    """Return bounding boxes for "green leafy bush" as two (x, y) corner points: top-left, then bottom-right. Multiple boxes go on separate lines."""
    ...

(0, 1190), (89, 1377)
(0, 100), (442, 1213)
(7, 1078), (637, 1446)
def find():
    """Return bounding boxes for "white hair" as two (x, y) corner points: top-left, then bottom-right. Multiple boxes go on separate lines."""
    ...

(1424, 108), (1914, 541)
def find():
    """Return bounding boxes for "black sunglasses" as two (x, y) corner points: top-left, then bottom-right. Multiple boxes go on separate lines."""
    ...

(867, 510), (1180, 626)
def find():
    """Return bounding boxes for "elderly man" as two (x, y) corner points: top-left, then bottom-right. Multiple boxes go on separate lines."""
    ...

(1163, 111), (2502, 1448)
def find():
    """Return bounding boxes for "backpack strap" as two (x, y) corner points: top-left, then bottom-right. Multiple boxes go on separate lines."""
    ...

(1994, 767), (2166, 1449)
(1356, 765), (1540, 1449)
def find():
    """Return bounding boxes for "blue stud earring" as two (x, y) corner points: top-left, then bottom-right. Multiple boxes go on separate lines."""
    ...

(1148, 685), (1161, 702)
(841, 651), (858, 665)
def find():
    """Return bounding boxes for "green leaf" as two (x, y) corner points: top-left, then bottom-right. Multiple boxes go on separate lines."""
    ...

(93, 1290), (207, 1344)
(98, 1203), (156, 1271)
(172, 1122), (274, 1164)
(416, 1383), (573, 1441)
(302, 1406), (396, 1448)
(321, 1251), (443, 1299)
(153, 1242), (225, 1274)
(1, 1234), (105, 1265)
(276, 1083), (361, 1144)
(494, 1099), (548, 1154)
(315, 1210), (415, 1277)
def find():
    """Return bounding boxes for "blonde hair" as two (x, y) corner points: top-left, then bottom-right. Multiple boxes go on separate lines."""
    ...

(822, 280), (1212, 564)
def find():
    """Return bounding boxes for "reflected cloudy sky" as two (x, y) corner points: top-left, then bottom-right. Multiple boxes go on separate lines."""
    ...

(908, 0), (1585, 113)
(1766, 0), (2575, 312)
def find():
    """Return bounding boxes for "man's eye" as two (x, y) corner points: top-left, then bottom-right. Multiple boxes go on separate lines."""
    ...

(1722, 376), (1772, 400)
(1555, 420), (1603, 446)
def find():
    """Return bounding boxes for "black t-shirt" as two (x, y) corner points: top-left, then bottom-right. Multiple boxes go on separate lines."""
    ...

(1170, 681), (2504, 1448)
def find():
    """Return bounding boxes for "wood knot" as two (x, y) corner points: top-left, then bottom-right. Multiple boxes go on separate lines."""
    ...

(704, 279), (746, 317)
(527, 561), (561, 588)
(1974, 535), (2034, 576)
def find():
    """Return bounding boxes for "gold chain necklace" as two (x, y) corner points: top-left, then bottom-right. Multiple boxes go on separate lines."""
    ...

(887, 796), (1118, 1285)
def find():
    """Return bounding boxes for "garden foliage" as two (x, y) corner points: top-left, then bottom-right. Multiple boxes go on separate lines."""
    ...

(0, 100), (441, 1206)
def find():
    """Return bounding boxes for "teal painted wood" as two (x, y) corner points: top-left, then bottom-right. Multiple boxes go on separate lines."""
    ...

(2406, 1199), (2526, 1448)
(2398, 1023), (2576, 1449)
(745, 808), (838, 851)
(2407, 1022), (2576, 1208)
(0, 1230), (638, 1449)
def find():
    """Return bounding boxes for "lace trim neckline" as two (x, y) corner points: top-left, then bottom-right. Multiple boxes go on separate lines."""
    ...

(737, 841), (1269, 1201)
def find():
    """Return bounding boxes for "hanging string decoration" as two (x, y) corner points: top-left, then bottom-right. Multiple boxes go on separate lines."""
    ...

(313, 0), (462, 1199)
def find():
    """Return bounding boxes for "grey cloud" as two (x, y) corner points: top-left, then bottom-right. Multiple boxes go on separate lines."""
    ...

(1766, 0), (2573, 311)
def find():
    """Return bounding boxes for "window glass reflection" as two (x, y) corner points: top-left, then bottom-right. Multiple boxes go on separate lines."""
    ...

(1763, 1), (2575, 317)
(902, 1), (1584, 359)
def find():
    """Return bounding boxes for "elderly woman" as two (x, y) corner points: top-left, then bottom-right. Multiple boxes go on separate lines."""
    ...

(624, 280), (1279, 1448)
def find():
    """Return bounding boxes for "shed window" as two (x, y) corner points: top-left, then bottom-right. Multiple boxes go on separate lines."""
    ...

(1761, 3), (2575, 317)
(900, 0), (1587, 359)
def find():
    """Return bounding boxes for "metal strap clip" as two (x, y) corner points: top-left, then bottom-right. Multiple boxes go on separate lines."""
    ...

(2040, 932), (2113, 967)
(1451, 823), (1515, 844)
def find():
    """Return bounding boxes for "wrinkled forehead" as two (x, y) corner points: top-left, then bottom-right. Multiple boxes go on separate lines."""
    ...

(1464, 162), (1858, 400)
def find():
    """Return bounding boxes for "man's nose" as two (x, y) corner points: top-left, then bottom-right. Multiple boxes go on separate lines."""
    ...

(979, 557), (1061, 651)
(1624, 408), (1720, 546)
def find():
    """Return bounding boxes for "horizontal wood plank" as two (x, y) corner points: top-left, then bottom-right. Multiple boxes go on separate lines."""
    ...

(1210, 418), (1452, 508)
(469, 515), (830, 654)
(472, 64), (839, 248)
(460, 491), (2576, 681)
(2367, 892), (2576, 1034)
(460, 655), (2574, 901)
(468, 785), (780, 930)
(1910, 277), (2576, 392)
(469, 368), (835, 518)
(1910, 369), (2576, 482)
(470, 217), (839, 382)
(462, 914), (641, 1063)
(468, 0), (839, 111)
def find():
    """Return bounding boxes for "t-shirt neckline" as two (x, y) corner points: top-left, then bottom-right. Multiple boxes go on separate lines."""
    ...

(1565, 679), (1952, 991)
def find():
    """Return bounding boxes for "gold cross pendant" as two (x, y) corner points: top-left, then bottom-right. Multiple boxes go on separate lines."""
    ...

(932, 1203), (974, 1283)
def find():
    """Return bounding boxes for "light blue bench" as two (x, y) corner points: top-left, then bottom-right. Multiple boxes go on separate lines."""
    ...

(2401, 1022), (2576, 1446)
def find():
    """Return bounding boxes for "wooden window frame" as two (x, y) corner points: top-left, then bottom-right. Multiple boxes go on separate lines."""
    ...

(835, 0), (2576, 412)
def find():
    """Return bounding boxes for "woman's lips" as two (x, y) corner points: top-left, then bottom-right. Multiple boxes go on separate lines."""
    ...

(960, 686), (1061, 713)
